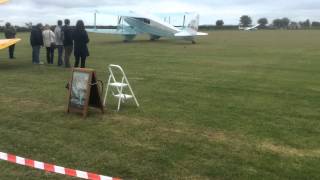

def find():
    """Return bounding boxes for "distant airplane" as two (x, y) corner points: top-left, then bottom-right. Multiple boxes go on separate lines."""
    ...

(239, 24), (260, 31)
(87, 11), (208, 44)
(0, 0), (21, 50)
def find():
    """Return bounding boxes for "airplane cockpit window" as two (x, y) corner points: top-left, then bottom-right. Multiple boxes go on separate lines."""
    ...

(135, 18), (150, 24)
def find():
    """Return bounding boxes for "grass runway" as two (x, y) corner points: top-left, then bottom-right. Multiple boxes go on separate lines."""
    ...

(0, 30), (320, 179)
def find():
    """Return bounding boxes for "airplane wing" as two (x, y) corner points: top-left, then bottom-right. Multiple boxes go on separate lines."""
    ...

(0, 0), (8, 4)
(174, 31), (192, 37)
(117, 11), (146, 18)
(86, 27), (137, 35)
(0, 38), (21, 50)
(196, 32), (208, 36)
(174, 31), (208, 37)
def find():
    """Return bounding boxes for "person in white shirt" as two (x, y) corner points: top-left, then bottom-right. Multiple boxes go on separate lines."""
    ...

(54, 20), (64, 66)
(42, 24), (55, 64)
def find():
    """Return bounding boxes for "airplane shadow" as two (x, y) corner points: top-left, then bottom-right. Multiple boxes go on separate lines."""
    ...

(94, 39), (198, 46)
(0, 60), (32, 71)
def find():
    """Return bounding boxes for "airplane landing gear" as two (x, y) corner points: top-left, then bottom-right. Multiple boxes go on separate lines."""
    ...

(150, 35), (161, 41)
(123, 35), (136, 42)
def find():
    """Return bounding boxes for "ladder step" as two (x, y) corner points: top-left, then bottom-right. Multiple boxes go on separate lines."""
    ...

(113, 94), (133, 99)
(110, 82), (128, 87)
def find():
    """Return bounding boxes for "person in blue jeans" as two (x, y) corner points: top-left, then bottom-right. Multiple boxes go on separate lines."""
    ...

(62, 19), (73, 68)
(54, 20), (64, 66)
(30, 23), (44, 64)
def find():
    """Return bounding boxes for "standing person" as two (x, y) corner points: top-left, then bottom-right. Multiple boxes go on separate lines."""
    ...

(30, 23), (44, 65)
(42, 24), (55, 64)
(4, 22), (17, 59)
(54, 20), (64, 66)
(62, 19), (73, 68)
(73, 20), (89, 68)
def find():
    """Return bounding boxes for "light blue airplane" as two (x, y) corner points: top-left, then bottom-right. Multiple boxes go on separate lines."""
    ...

(87, 11), (208, 44)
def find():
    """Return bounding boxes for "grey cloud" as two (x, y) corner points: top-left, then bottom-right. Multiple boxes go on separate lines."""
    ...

(0, 0), (319, 26)
(12, 0), (137, 8)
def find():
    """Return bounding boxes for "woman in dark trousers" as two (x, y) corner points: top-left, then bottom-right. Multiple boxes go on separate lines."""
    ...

(73, 20), (89, 68)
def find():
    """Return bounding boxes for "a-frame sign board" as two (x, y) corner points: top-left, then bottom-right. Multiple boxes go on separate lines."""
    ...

(67, 68), (104, 117)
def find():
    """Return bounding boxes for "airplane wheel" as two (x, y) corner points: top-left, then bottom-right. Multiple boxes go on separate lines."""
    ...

(192, 41), (196, 44)
(150, 38), (159, 41)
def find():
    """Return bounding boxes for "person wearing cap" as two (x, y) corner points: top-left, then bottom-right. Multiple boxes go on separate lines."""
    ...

(3, 22), (17, 59)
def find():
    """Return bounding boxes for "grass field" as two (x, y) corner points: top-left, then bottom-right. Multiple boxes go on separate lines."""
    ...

(0, 30), (320, 180)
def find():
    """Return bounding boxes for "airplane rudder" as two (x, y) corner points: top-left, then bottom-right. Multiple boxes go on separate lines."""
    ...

(187, 14), (200, 31)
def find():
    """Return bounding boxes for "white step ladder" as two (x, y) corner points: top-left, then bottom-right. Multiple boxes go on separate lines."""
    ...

(104, 64), (139, 111)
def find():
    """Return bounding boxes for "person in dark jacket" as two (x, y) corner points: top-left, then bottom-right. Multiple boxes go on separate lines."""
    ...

(4, 22), (17, 59)
(73, 20), (89, 68)
(30, 23), (44, 64)
(62, 19), (73, 68)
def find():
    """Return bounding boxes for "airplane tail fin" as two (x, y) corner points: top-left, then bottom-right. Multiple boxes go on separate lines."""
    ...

(175, 14), (207, 37)
(187, 14), (200, 31)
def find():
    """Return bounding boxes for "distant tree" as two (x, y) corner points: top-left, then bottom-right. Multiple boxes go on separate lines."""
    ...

(216, 20), (224, 27)
(258, 18), (268, 28)
(281, 18), (290, 28)
(299, 19), (311, 29)
(312, 21), (320, 28)
(240, 15), (252, 27)
(273, 18), (290, 29)
(305, 19), (311, 28)
(273, 19), (282, 29)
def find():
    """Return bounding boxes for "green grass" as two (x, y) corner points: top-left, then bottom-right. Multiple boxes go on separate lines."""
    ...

(0, 30), (320, 179)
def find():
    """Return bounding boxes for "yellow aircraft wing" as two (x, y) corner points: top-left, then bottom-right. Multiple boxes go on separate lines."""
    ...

(0, 39), (21, 50)
(0, 0), (8, 4)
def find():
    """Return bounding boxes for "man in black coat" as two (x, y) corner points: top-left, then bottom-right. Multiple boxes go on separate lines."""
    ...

(62, 19), (73, 68)
(4, 22), (17, 59)
(30, 23), (44, 64)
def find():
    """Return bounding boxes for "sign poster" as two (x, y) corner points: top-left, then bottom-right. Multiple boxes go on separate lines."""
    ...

(70, 71), (90, 109)
(67, 68), (104, 117)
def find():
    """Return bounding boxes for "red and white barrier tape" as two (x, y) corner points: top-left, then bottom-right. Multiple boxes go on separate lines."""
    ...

(0, 152), (121, 180)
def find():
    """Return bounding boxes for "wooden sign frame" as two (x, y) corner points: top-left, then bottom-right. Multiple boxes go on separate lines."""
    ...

(67, 68), (104, 117)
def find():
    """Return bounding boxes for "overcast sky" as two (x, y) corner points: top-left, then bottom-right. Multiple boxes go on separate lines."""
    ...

(0, 0), (319, 26)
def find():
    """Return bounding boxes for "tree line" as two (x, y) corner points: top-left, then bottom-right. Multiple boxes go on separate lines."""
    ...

(215, 15), (320, 29)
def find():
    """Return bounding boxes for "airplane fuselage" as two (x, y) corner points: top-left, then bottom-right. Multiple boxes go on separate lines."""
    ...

(123, 17), (179, 38)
